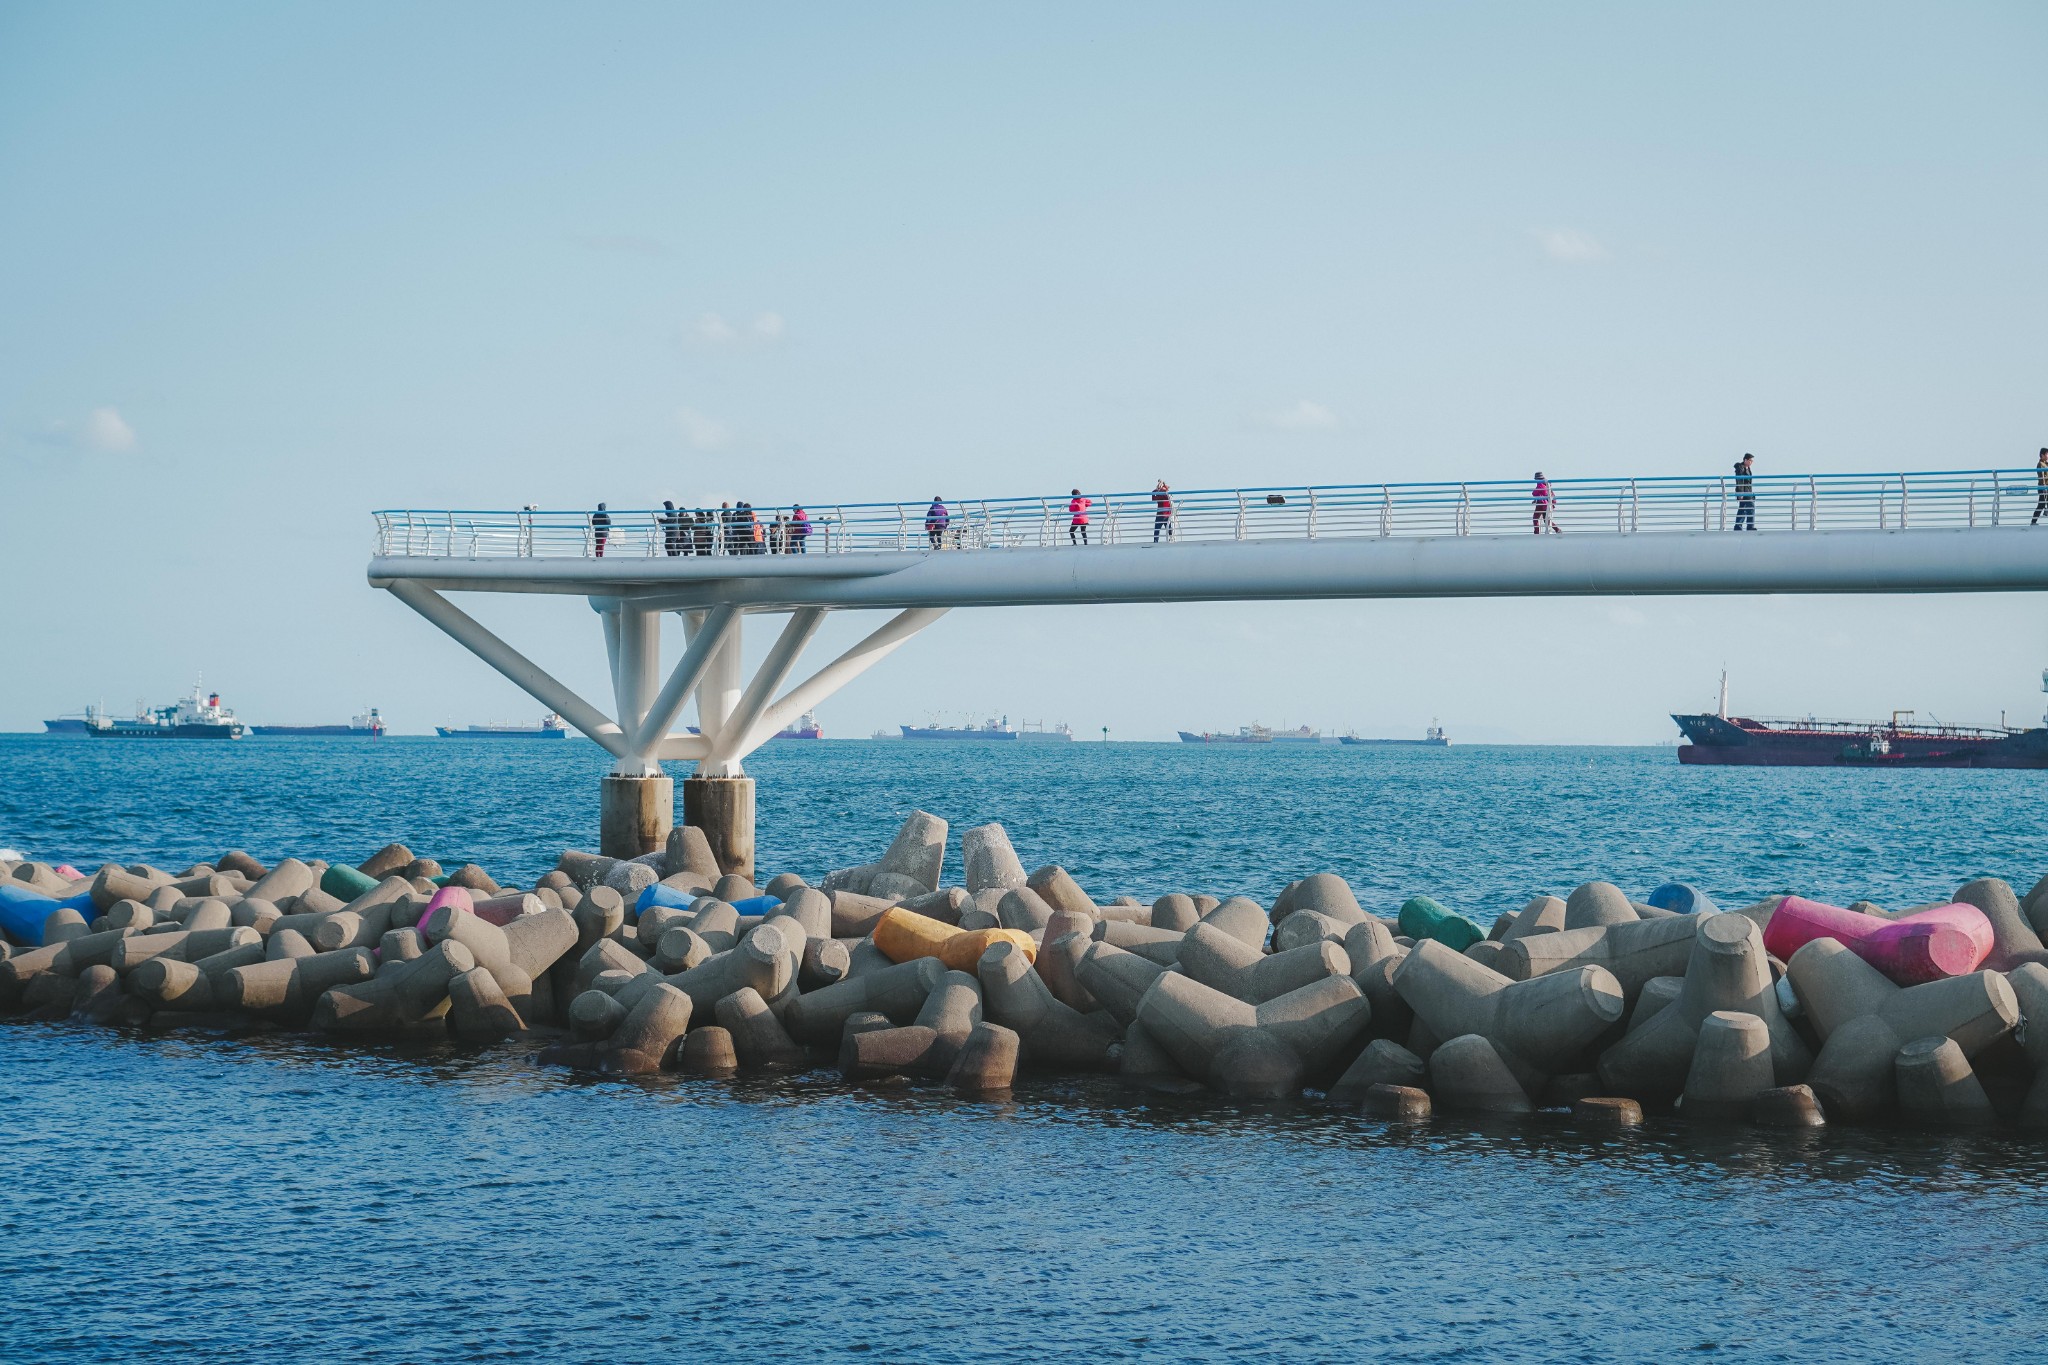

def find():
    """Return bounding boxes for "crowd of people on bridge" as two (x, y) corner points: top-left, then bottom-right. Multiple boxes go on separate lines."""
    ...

(588, 501), (813, 557)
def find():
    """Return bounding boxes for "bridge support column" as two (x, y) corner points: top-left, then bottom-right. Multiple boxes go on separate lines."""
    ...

(684, 776), (754, 880)
(601, 774), (673, 858)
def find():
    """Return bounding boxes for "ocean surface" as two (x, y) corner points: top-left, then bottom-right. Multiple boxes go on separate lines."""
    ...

(3, 735), (2046, 1362)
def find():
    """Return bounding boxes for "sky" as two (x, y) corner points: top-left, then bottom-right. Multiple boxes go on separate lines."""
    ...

(2, 2), (2045, 744)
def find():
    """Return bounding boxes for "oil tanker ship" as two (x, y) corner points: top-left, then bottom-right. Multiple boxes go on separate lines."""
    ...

(1673, 673), (2048, 769)
(251, 708), (386, 737)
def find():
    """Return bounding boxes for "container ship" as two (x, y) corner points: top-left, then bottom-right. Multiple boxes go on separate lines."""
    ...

(436, 714), (567, 739)
(1340, 724), (1450, 747)
(251, 708), (386, 738)
(1178, 724), (1326, 744)
(1673, 673), (2048, 769)
(86, 684), (245, 740)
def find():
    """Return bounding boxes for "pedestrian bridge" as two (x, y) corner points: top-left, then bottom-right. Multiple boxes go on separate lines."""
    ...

(366, 467), (2048, 854)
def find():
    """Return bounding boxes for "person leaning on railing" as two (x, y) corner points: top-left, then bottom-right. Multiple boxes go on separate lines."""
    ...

(591, 502), (612, 557)
(1069, 488), (1091, 544)
(925, 496), (950, 549)
(1531, 474), (1559, 534)
(2032, 449), (2048, 526)
(791, 504), (810, 552)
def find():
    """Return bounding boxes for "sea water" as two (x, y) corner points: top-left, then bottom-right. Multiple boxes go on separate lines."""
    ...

(1, 736), (2044, 1361)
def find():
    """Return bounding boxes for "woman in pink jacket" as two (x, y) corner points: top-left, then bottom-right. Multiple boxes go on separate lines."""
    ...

(1068, 489), (1091, 545)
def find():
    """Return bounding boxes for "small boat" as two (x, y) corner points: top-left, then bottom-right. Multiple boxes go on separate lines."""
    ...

(88, 683), (245, 740)
(436, 713), (567, 739)
(1339, 724), (1450, 747)
(251, 708), (387, 738)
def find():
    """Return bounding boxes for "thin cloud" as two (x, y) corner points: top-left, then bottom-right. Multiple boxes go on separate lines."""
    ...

(1534, 228), (1608, 263)
(1267, 400), (1339, 432)
(677, 407), (729, 451)
(84, 407), (136, 452)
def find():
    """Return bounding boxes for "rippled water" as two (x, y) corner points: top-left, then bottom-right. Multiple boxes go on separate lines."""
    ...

(3, 735), (2046, 1361)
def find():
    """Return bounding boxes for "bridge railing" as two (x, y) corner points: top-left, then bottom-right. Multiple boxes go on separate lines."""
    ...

(373, 469), (2047, 559)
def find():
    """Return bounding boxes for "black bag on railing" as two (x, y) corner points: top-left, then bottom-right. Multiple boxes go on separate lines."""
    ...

(1265, 494), (1287, 505)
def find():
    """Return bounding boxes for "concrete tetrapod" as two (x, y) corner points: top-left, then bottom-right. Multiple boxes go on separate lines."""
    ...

(835, 970), (983, 1081)
(1026, 866), (1095, 919)
(1196, 897), (1270, 952)
(1074, 940), (1167, 1027)
(314, 941), (475, 1034)
(1499, 896), (1566, 943)
(946, 1021), (1021, 1093)
(872, 907), (1036, 972)
(1679, 1011), (1773, 1120)
(1178, 922), (1349, 1004)
(714, 986), (810, 1068)
(1498, 913), (1700, 999)
(1428, 1035), (1534, 1115)
(1278, 874), (1369, 928)
(2005, 964), (2048, 1127)
(1597, 913), (1809, 1104)
(1950, 878), (2045, 972)
(1326, 1039), (1425, 1105)
(1785, 937), (2017, 1120)
(601, 981), (692, 1073)
(1563, 882), (1638, 930)
(784, 957), (947, 1045)
(1762, 896), (1993, 985)
(219, 947), (377, 1022)
(1134, 971), (1369, 1099)
(975, 939), (1119, 1069)
(1392, 939), (1625, 1096)
(961, 824), (1028, 894)
(1894, 1035), (1997, 1126)
(875, 810), (947, 893)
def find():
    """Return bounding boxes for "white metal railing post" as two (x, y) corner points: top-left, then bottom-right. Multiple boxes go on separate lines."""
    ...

(1308, 488), (1319, 539)
(1236, 491), (1246, 541)
(1459, 485), (1469, 536)
(1380, 486), (1390, 537)
(1719, 478), (1727, 531)
(1040, 498), (1052, 547)
(1106, 496), (1117, 546)
(1970, 480), (1977, 527)
(1994, 476), (2003, 526)
(1808, 476), (1816, 530)
(1899, 474), (1908, 528)
(1630, 479), (1639, 533)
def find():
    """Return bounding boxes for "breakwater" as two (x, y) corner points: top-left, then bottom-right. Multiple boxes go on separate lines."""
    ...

(5, 808), (2046, 1130)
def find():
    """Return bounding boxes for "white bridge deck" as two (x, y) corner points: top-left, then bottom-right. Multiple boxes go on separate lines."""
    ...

(367, 468), (2048, 776)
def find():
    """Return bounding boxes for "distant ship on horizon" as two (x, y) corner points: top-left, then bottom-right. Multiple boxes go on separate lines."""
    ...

(690, 710), (824, 740)
(252, 708), (387, 738)
(436, 713), (567, 739)
(1673, 672), (2048, 768)
(76, 683), (245, 740)
(900, 715), (1073, 742)
(1339, 723), (1449, 747)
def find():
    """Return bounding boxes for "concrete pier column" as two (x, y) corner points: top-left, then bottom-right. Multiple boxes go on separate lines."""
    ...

(684, 776), (755, 879)
(601, 774), (674, 858)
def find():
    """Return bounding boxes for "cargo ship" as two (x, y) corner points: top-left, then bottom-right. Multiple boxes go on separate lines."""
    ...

(251, 708), (386, 738)
(690, 710), (823, 740)
(44, 704), (112, 734)
(436, 714), (567, 739)
(1340, 724), (1449, 747)
(1179, 725), (1274, 744)
(1673, 673), (2048, 769)
(902, 716), (1020, 741)
(1018, 721), (1073, 742)
(87, 684), (245, 740)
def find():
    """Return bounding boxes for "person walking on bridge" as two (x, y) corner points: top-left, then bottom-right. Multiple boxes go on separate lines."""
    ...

(791, 504), (810, 553)
(925, 496), (950, 549)
(1069, 488), (1092, 545)
(2031, 448), (2048, 525)
(1733, 453), (1756, 531)
(591, 502), (612, 557)
(662, 500), (683, 556)
(1531, 474), (1559, 534)
(1151, 480), (1174, 541)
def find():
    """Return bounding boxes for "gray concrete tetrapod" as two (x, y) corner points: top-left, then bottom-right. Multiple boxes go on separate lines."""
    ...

(784, 956), (947, 1045)
(2006, 963), (2048, 1127)
(975, 939), (1119, 1069)
(1393, 939), (1624, 1097)
(1500, 895), (1567, 943)
(1278, 874), (1368, 928)
(961, 823), (1028, 894)
(1075, 940), (1168, 1026)
(1951, 877), (2044, 971)
(1027, 865), (1095, 919)
(1499, 914), (1699, 1001)
(1597, 913), (1808, 1104)
(875, 810), (948, 893)
(1327, 1039), (1426, 1105)
(1894, 1034), (1997, 1126)
(1179, 922), (1348, 1004)
(1428, 1034), (1534, 1115)
(1679, 1011), (1773, 1120)
(1563, 881), (1637, 930)
(1787, 937), (2017, 1120)
(947, 1021), (1021, 1093)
